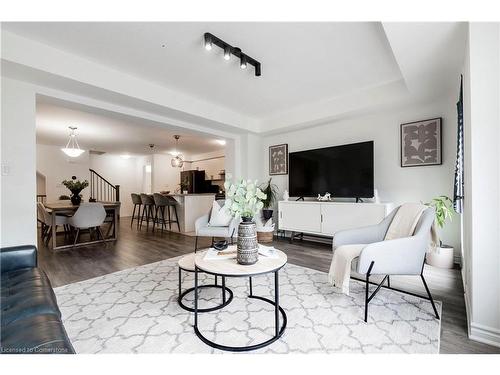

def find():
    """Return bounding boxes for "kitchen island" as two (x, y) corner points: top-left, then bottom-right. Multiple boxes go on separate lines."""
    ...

(162, 193), (216, 233)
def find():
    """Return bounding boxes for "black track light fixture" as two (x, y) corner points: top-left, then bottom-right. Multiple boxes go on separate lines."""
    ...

(203, 32), (261, 77)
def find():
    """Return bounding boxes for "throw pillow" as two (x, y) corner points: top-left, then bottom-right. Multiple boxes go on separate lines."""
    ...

(208, 200), (232, 226)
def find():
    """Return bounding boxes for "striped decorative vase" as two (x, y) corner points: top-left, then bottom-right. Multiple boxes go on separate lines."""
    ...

(237, 217), (259, 265)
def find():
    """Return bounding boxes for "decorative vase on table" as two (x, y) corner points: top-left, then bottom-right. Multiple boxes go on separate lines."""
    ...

(224, 176), (267, 266)
(237, 216), (259, 265)
(70, 191), (82, 205)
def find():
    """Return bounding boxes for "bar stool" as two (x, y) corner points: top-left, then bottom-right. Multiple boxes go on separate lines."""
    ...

(139, 194), (155, 231)
(152, 193), (169, 232)
(166, 196), (181, 232)
(130, 193), (142, 229)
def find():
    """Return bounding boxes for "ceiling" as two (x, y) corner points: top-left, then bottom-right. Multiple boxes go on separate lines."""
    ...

(2, 22), (467, 134)
(3, 22), (402, 118)
(36, 97), (226, 156)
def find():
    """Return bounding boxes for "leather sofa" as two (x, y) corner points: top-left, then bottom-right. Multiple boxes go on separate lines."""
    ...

(1, 245), (75, 354)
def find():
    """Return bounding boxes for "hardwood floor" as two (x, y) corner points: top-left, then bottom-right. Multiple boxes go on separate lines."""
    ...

(37, 218), (500, 354)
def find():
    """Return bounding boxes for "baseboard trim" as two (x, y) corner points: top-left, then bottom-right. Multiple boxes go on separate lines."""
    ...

(470, 322), (500, 348)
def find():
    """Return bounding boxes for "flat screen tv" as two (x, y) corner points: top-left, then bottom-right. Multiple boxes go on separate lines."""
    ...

(289, 141), (374, 198)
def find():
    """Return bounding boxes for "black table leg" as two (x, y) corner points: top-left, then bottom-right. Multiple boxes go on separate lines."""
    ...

(249, 276), (253, 297)
(222, 276), (226, 304)
(178, 267), (182, 298)
(275, 270), (279, 337)
(194, 266), (198, 327)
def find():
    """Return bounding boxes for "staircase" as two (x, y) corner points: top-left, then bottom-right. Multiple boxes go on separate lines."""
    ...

(89, 169), (120, 202)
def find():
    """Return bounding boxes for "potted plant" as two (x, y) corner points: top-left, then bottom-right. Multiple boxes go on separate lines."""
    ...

(425, 195), (455, 269)
(62, 176), (89, 205)
(260, 178), (278, 220)
(224, 177), (266, 265)
(179, 176), (190, 194)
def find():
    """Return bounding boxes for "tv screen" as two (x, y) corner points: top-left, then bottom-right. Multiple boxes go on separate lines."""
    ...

(289, 141), (374, 198)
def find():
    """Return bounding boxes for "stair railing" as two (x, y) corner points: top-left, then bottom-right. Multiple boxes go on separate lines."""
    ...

(89, 169), (120, 202)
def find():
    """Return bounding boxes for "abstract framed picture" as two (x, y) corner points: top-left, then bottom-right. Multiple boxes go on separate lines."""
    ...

(400, 118), (442, 167)
(269, 144), (288, 175)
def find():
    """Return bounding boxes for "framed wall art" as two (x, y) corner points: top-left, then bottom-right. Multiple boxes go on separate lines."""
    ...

(400, 118), (442, 167)
(269, 144), (288, 175)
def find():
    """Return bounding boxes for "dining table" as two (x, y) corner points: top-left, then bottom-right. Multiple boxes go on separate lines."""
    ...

(43, 201), (121, 251)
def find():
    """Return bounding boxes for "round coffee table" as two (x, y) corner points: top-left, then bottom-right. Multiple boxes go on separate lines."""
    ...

(177, 252), (233, 313)
(193, 249), (288, 352)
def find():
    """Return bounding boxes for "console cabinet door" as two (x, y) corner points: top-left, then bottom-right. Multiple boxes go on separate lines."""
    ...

(321, 204), (386, 235)
(279, 203), (321, 233)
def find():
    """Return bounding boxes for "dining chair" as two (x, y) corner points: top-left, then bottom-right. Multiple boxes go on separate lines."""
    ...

(130, 193), (142, 229)
(139, 194), (155, 231)
(68, 203), (107, 246)
(37, 202), (70, 245)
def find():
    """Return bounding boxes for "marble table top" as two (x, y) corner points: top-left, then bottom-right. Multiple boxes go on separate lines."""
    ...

(194, 248), (287, 277)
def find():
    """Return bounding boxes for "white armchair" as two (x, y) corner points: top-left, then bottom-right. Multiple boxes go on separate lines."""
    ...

(194, 200), (240, 252)
(333, 206), (439, 322)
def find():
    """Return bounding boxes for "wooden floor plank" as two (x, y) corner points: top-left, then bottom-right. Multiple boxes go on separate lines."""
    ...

(36, 218), (500, 354)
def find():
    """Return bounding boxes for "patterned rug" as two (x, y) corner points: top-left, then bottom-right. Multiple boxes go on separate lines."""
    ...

(54, 256), (441, 353)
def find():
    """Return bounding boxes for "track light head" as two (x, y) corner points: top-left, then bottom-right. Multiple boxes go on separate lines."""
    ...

(204, 33), (212, 50)
(240, 55), (247, 69)
(223, 46), (231, 61)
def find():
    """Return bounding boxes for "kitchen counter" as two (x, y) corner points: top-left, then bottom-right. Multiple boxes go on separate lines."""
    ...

(160, 193), (215, 233)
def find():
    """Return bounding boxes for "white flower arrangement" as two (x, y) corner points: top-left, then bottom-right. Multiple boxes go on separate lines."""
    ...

(224, 175), (267, 220)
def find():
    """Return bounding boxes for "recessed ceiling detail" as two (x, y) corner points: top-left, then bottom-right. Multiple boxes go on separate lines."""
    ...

(204, 32), (261, 77)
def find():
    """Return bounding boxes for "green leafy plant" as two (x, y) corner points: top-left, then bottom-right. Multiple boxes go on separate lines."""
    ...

(426, 195), (454, 229)
(224, 176), (267, 219)
(259, 178), (279, 209)
(58, 195), (71, 200)
(62, 177), (89, 195)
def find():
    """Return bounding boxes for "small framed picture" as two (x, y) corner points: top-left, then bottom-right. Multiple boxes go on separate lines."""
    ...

(269, 144), (288, 175)
(400, 118), (442, 167)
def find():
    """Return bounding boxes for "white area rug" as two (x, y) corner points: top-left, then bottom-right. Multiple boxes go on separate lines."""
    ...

(54, 256), (441, 353)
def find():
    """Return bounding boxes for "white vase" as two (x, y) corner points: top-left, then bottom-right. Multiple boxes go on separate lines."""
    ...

(426, 246), (454, 269)
(283, 190), (289, 201)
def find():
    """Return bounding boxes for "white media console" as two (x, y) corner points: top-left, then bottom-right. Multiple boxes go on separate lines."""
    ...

(278, 200), (394, 239)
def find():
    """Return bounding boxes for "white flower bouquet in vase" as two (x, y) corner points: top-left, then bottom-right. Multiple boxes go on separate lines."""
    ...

(224, 177), (267, 265)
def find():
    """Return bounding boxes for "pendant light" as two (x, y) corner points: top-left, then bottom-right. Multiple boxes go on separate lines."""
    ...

(61, 126), (85, 157)
(170, 135), (184, 168)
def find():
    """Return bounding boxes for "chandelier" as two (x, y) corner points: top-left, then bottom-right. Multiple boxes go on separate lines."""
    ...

(61, 126), (85, 158)
(170, 135), (184, 168)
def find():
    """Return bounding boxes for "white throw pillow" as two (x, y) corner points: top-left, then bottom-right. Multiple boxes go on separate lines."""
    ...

(208, 200), (233, 227)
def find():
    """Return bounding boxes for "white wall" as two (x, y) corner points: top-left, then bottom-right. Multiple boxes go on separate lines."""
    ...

(1, 78), (37, 247)
(152, 154), (184, 194)
(36, 171), (46, 195)
(260, 96), (461, 255)
(462, 22), (500, 347)
(89, 154), (145, 217)
(36, 144), (91, 202)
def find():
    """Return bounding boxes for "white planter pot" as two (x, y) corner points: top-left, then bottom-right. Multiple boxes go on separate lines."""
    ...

(426, 246), (454, 269)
